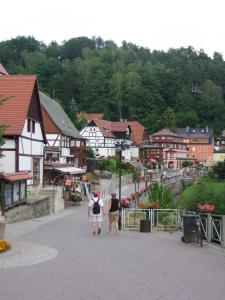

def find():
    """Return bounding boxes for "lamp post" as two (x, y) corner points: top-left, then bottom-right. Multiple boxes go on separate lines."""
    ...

(118, 149), (122, 205)
(115, 131), (131, 230)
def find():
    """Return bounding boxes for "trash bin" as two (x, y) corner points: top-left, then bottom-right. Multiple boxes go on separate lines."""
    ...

(182, 214), (197, 242)
(140, 219), (151, 232)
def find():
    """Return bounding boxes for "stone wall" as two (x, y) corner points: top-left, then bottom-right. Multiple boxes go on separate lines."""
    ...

(110, 174), (133, 193)
(5, 195), (50, 224)
(4, 186), (64, 224)
(165, 178), (196, 196)
(39, 186), (64, 213)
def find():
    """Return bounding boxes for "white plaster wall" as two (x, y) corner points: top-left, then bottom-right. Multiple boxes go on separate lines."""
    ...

(131, 147), (139, 159)
(19, 156), (31, 172)
(0, 151), (15, 172)
(59, 157), (67, 164)
(19, 139), (43, 156)
(19, 138), (31, 154)
(123, 148), (131, 160)
(32, 141), (44, 155)
(22, 120), (43, 140)
(19, 155), (44, 186)
(46, 134), (60, 147)
(0, 139), (15, 148)
(61, 147), (73, 157)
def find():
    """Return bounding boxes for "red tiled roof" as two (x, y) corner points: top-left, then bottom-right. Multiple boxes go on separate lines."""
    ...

(77, 112), (104, 122)
(1, 171), (33, 182)
(85, 113), (104, 121)
(0, 75), (37, 135)
(93, 120), (145, 144)
(0, 63), (9, 75)
(126, 121), (145, 145)
(151, 128), (179, 137)
(94, 120), (115, 138)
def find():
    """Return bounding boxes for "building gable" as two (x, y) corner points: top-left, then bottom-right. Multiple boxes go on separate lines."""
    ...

(41, 106), (61, 134)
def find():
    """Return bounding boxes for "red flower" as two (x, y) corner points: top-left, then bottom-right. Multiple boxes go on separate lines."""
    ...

(153, 200), (159, 209)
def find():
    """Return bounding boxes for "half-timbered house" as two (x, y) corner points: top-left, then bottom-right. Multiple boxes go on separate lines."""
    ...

(40, 92), (86, 184)
(80, 120), (131, 160)
(128, 121), (149, 160)
(0, 75), (46, 186)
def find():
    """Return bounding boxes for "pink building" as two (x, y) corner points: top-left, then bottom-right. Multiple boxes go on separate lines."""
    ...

(149, 129), (188, 169)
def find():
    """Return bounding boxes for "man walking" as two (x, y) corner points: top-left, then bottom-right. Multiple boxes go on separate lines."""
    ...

(88, 192), (105, 235)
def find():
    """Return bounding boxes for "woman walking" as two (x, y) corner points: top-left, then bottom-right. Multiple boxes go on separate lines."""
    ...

(108, 193), (120, 236)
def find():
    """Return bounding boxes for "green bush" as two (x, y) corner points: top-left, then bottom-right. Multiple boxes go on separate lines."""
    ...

(182, 160), (193, 168)
(178, 177), (225, 214)
(212, 159), (225, 180)
(99, 158), (134, 175)
(148, 183), (176, 209)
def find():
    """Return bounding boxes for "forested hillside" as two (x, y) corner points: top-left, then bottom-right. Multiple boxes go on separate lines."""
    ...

(1, 36), (225, 134)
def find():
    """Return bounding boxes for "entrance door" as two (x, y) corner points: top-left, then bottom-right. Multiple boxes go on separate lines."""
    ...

(33, 158), (40, 186)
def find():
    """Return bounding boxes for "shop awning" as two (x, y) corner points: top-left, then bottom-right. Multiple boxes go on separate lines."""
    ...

(54, 167), (85, 175)
(0, 171), (33, 182)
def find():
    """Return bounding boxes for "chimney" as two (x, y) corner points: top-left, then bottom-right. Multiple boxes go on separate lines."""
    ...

(206, 126), (208, 133)
(186, 126), (189, 133)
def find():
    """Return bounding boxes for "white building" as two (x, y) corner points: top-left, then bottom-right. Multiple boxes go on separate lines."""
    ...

(0, 75), (46, 186)
(80, 120), (132, 160)
(40, 92), (86, 184)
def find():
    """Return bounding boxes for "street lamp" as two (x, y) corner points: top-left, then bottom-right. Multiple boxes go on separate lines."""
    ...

(115, 137), (131, 200)
(115, 130), (131, 230)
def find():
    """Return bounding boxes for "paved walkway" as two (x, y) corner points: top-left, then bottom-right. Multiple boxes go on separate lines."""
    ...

(1, 182), (225, 300)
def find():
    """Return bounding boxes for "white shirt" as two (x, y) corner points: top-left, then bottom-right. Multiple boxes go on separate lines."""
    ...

(88, 197), (104, 215)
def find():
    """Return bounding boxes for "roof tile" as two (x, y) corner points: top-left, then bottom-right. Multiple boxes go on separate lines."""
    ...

(0, 76), (37, 135)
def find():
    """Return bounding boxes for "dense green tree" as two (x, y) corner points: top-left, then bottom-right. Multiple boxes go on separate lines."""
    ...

(176, 111), (199, 128)
(62, 37), (95, 60)
(161, 107), (177, 130)
(212, 159), (225, 180)
(1, 36), (225, 132)
(143, 110), (160, 133)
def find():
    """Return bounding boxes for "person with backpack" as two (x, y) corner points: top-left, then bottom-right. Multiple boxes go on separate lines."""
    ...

(108, 193), (120, 236)
(88, 192), (105, 235)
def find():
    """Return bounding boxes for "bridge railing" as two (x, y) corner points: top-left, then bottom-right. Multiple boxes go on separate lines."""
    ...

(178, 209), (225, 247)
(122, 208), (225, 248)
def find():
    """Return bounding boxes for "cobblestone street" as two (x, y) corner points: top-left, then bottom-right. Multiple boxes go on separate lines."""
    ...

(1, 183), (225, 300)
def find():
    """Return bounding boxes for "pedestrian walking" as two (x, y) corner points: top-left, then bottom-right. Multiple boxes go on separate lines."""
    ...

(108, 193), (120, 236)
(88, 192), (105, 235)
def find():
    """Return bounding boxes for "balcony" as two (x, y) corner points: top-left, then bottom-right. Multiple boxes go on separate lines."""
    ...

(70, 145), (87, 156)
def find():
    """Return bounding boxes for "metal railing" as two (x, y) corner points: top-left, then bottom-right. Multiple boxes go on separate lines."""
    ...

(122, 208), (178, 232)
(122, 208), (225, 248)
(178, 210), (225, 247)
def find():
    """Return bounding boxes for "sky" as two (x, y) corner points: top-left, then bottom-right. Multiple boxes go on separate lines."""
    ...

(1, 0), (225, 58)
